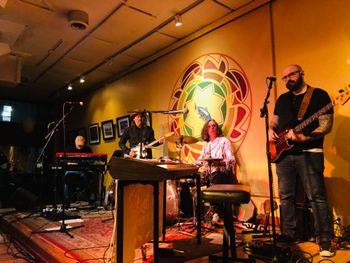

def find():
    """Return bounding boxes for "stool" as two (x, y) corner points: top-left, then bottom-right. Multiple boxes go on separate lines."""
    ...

(202, 184), (253, 262)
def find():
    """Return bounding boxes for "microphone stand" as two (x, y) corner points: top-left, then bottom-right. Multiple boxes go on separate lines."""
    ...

(33, 102), (84, 238)
(27, 122), (59, 219)
(251, 78), (284, 262)
(36, 110), (72, 209)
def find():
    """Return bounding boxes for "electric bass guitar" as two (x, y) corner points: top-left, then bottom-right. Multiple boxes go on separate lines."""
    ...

(269, 86), (350, 163)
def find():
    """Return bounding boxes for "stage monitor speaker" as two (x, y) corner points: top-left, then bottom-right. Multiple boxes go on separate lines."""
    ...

(11, 187), (38, 211)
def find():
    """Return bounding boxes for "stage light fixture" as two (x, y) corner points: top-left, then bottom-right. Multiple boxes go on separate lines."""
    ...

(79, 76), (85, 83)
(67, 84), (73, 90)
(175, 15), (182, 27)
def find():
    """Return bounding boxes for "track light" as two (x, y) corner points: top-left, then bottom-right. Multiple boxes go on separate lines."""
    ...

(174, 15), (182, 27)
(67, 84), (73, 90)
(79, 76), (85, 83)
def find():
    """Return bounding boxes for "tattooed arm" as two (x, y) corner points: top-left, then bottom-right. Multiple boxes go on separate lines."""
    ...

(309, 113), (333, 138)
(288, 114), (333, 142)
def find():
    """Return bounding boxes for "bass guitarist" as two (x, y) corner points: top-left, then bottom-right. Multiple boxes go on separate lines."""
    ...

(268, 64), (334, 257)
(119, 109), (163, 159)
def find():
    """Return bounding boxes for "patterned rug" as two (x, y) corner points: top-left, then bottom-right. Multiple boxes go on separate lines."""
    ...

(1, 210), (223, 262)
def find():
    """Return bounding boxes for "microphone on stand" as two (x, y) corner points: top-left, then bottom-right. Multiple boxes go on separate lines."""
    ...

(65, 101), (84, 106)
(266, 76), (277, 81)
(162, 108), (189, 115)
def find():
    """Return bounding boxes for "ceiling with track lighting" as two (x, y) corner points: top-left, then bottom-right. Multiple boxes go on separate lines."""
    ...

(0, 0), (256, 103)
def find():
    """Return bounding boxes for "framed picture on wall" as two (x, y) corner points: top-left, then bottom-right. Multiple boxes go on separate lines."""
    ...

(88, 123), (100, 145)
(101, 120), (115, 140)
(116, 115), (130, 138)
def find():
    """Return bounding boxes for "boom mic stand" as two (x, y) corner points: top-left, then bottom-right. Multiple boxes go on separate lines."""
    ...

(246, 77), (289, 262)
(33, 102), (84, 238)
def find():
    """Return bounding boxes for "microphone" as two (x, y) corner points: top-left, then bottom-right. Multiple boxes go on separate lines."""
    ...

(266, 76), (277, 81)
(163, 108), (189, 115)
(66, 101), (84, 106)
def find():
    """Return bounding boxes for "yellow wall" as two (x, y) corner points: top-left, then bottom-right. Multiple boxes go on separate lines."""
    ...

(70, 0), (350, 224)
(272, 0), (350, 224)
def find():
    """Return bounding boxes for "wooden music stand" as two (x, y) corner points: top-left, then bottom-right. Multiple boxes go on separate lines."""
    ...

(109, 157), (200, 263)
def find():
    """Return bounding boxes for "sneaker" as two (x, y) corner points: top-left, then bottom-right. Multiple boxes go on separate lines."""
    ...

(319, 247), (335, 257)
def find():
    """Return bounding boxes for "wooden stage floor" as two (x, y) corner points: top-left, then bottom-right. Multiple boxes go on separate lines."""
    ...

(0, 207), (349, 263)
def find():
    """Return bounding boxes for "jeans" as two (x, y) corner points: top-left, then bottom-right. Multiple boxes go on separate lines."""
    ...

(276, 152), (332, 248)
(64, 170), (98, 204)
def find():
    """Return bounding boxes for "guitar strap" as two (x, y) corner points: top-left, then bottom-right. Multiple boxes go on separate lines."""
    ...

(297, 86), (314, 121)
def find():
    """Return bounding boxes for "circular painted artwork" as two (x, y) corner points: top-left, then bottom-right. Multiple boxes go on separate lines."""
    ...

(168, 54), (252, 163)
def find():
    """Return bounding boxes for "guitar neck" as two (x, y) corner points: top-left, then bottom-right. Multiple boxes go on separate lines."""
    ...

(293, 102), (333, 133)
(146, 132), (174, 147)
(146, 138), (161, 147)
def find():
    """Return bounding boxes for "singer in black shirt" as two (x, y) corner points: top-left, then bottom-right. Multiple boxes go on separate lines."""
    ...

(268, 64), (334, 257)
(119, 110), (162, 159)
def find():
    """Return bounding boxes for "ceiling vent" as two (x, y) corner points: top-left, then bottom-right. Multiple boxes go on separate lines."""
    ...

(68, 10), (89, 30)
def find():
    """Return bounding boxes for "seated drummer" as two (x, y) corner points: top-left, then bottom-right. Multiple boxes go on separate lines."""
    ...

(196, 119), (236, 225)
(119, 110), (163, 159)
(65, 135), (97, 206)
(196, 119), (236, 184)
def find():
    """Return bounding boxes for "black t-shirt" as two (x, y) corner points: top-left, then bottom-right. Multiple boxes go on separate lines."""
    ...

(273, 86), (333, 151)
(118, 125), (156, 159)
(67, 145), (93, 153)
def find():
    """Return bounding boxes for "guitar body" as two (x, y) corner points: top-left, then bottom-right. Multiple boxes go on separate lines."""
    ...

(129, 143), (148, 159)
(269, 130), (293, 163)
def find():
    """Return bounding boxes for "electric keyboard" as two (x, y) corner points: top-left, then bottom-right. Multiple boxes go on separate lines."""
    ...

(53, 152), (108, 171)
(55, 152), (107, 164)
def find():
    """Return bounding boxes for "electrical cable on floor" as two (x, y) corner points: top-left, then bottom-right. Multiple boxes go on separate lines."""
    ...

(11, 239), (36, 262)
(244, 239), (317, 263)
(4, 234), (35, 262)
(63, 245), (110, 261)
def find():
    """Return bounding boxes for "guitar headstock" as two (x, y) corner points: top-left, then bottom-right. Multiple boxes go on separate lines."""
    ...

(333, 85), (350, 106)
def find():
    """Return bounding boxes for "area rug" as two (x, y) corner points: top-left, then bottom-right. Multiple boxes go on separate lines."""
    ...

(3, 210), (223, 262)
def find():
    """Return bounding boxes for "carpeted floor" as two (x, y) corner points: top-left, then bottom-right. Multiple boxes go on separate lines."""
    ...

(0, 209), (225, 262)
(1, 209), (350, 262)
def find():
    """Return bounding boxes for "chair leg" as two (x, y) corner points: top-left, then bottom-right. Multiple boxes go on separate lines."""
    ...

(209, 203), (255, 262)
(225, 203), (236, 259)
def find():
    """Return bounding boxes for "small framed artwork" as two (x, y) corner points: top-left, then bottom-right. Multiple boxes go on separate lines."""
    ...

(88, 123), (100, 145)
(116, 115), (130, 137)
(101, 120), (115, 140)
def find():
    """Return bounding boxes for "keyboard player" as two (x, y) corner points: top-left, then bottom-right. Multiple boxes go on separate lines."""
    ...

(65, 135), (97, 206)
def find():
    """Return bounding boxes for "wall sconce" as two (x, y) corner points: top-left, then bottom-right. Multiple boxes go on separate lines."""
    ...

(174, 15), (182, 27)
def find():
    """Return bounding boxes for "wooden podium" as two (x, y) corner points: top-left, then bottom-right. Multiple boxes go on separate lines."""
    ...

(109, 157), (201, 263)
